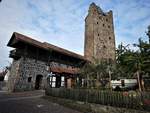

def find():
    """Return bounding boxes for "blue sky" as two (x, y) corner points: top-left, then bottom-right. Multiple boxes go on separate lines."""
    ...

(0, 0), (150, 71)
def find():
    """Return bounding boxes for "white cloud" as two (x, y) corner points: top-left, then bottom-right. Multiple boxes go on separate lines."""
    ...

(109, 0), (150, 46)
(0, 0), (150, 70)
(0, 0), (87, 70)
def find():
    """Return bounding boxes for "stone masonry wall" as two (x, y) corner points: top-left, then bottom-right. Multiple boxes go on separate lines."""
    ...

(84, 3), (116, 62)
(7, 59), (21, 92)
(7, 57), (48, 92)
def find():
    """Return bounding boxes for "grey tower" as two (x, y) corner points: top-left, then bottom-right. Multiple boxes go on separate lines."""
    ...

(84, 3), (116, 63)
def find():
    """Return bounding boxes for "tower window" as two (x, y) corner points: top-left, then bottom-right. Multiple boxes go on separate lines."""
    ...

(106, 19), (108, 21)
(103, 45), (106, 48)
(109, 37), (111, 40)
(108, 25), (110, 28)
(103, 24), (105, 27)
(98, 34), (99, 36)
(97, 22), (99, 24)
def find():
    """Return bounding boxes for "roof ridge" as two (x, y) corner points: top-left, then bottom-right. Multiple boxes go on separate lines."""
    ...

(8, 32), (86, 61)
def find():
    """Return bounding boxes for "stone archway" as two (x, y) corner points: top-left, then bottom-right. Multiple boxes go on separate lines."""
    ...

(35, 75), (43, 90)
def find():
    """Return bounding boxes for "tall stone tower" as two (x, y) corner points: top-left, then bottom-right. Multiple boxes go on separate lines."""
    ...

(84, 3), (116, 63)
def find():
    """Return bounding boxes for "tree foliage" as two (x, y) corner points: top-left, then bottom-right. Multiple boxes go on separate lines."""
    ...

(80, 25), (150, 90)
(116, 37), (150, 78)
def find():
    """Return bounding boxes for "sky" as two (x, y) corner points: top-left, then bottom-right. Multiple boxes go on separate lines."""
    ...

(0, 0), (150, 71)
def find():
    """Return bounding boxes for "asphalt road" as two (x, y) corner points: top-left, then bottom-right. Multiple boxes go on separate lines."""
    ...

(0, 90), (82, 113)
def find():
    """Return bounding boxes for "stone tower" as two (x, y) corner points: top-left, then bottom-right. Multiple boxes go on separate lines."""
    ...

(84, 3), (116, 63)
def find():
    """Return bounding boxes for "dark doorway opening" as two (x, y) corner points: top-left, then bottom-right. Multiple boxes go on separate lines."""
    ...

(0, 76), (4, 81)
(35, 75), (43, 90)
(56, 76), (61, 88)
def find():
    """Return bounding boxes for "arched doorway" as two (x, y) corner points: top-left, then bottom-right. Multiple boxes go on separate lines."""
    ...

(35, 75), (43, 90)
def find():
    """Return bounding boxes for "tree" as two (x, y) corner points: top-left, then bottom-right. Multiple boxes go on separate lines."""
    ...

(116, 25), (150, 91)
(116, 43), (133, 78)
(80, 25), (150, 91)
(94, 59), (109, 88)
(146, 25), (150, 43)
(80, 62), (96, 88)
(80, 58), (115, 89)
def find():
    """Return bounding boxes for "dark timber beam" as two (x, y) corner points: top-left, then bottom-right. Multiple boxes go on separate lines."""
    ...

(35, 48), (39, 62)
(23, 45), (28, 60)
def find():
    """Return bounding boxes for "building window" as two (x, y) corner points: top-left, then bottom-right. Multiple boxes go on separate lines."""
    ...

(50, 76), (56, 88)
(108, 25), (110, 28)
(103, 24), (105, 27)
(28, 77), (32, 83)
(97, 22), (99, 24)
(61, 76), (65, 87)
(109, 37), (111, 40)
(103, 45), (106, 48)
(98, 34), (99, 36)
(106, 19), (108, 21)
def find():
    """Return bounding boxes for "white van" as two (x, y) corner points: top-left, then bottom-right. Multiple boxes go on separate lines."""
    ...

(111, 78), (138, 90)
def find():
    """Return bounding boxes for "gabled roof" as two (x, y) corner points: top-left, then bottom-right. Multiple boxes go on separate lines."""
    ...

(7, 32), (87, 61)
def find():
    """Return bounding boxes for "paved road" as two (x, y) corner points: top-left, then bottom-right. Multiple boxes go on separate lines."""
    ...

(0, 90), (82, 113)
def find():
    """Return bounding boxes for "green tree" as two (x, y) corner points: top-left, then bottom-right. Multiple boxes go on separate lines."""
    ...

(146, 25), (150, 43)
(80, 62), (96, 88)
(115, 26), (150, 91)
(80, 59), (114, 89)
(80, 25), (150, 91)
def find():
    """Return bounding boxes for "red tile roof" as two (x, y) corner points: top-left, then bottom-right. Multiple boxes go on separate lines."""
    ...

(50, 67), (79, 74)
